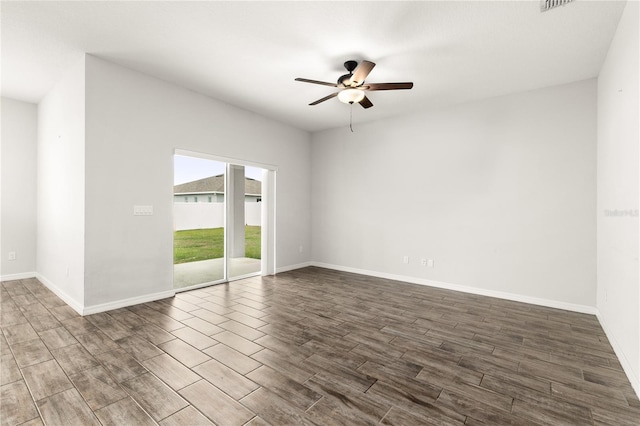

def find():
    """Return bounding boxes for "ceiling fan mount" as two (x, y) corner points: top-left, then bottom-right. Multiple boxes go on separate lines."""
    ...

(295, 59), (413, 109)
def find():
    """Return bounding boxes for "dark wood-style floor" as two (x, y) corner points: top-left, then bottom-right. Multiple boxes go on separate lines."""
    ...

(1, 267), (639, 425)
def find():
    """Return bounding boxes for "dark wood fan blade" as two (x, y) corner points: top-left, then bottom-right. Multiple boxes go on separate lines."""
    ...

(359, 95), (373, 109)
(365, 82), (413, 91)
(351, 60), (376, 85)
(309, 92), (338, 106)
(295, 78), (338, 87)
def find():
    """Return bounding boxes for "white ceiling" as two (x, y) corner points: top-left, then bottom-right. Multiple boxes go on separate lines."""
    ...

(1, 1), (626, 132)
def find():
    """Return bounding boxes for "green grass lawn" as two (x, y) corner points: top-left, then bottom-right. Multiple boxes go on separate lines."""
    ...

(174, 226), (261, 264)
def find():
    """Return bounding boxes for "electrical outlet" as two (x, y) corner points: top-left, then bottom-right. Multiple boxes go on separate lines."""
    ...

(8, 251), (16, 261)
(420, 258), (427, 266)
(402, 256), (409, 264)
(427, 259), (434, 268)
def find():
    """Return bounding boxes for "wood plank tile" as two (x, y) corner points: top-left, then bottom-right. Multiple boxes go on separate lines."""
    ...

(591, 405), (640, 426)
(89, 315), (135, 340)
(189, 308), (229, 325)
(27, 313), (62, 332)
(203, 342), (262, 374)
(239, 387), (317, 426)
(94, 348), (147, 383)
(115, 334), (163, 362)
(3, 321), (39, 345)
(380, 406), (462, 426)
(172, 326), (217, 350)
(179, 379), (254, 425)
(19, 302), (50, 317)
(121, 372), (188, 422)
(68, 366), (127, 410)
(147, 302), (194, 321)
(230, 302), (268, 318)
(134, 322), (176, 345)
(0, 380), (40, 425)
(158, 338), (210, 368)
(246, 365), (322, 411)
(11, 338), (53, 368)
(436, 388), (530, 426)
(1, 353), (22, 385)
(0, 307), (28, 327)
(36, 388), (100, 425)
(243, 415), (272, 426)
(194, 358), (259, 400)
(159, 406), (215, 426)
(49, 305), (80, 322)
(480, 372), (551, 399)
(218, 319), (265, 340)
(94, 397), (157, 426)
(75, 330), (120, 355)
(551, 380), (630, 410)
(304, 375), (391, 426)
(51, 343), (100, 375)
(164, 297), (201, 313)
(180, 317), (224, 336)
(21, 359), (73, 401)
(305, 353), (377, 393)
(250, 347), (315, 383)
(0, 333), (10, 356)
(142, 353), (201, 390)
(38, 326), (78, 350)
(224, 311), (268, 328)
(127, 305), (185, 332)
(518, 358), (584, 384)
(212, 330), (263, 355)
(511, 397), (591, 425)
(60, 316), (98, 337)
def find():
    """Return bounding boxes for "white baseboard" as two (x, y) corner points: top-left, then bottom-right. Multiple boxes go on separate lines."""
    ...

(276, 261), (313, 274)
(596, 311), (640, 398)
(36, 273), (84, 315)
(83, 290), (176, 316)
(35, 273), (175, 316)
(1, 271), (37, 282)
(310, 262), (597, 315)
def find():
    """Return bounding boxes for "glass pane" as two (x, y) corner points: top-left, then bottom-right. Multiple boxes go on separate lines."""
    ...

(228, 165), (262, 279)
(173, 155), (226, 289)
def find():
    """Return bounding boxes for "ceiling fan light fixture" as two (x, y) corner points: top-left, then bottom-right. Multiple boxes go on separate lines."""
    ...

(338, 88), (365, 104)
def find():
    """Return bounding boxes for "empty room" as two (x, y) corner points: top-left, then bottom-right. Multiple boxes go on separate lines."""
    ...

(1, 1), (638, 425)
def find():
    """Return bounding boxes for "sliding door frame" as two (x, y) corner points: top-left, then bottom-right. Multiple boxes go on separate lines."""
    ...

(173, 148), (277, 288)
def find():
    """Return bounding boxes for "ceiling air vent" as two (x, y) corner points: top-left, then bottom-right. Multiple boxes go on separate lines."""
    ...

(541, 0), (574, 12)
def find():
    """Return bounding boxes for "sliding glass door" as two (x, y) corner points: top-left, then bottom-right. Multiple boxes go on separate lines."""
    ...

(173, 153), (269, 291)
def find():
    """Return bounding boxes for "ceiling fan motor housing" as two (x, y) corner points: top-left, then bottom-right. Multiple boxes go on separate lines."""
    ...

(337, 73), (353, 87)
(338, 60), (359, 87)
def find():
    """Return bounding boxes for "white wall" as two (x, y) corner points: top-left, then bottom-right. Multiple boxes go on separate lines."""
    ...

(596, 1), (639, 395)
(312, 79), (597, 309)
(1, 98), (38, 280)
(84, 55), (311, 308)
(36, 57), (86, 310)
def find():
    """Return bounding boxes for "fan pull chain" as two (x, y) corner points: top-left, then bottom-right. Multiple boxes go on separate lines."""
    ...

(350, 104), (354, 132)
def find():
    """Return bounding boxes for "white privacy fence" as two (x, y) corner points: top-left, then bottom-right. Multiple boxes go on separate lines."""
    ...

(173, 202), (262, 231)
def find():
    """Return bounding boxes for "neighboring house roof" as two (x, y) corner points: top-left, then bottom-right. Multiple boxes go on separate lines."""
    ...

(174, 174), (261, 196)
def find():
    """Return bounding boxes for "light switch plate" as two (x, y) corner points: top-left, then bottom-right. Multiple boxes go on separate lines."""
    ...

(133, 205), (153, 216)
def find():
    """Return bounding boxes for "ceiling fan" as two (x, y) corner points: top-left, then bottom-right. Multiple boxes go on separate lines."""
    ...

(295, 60), (413, 109)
